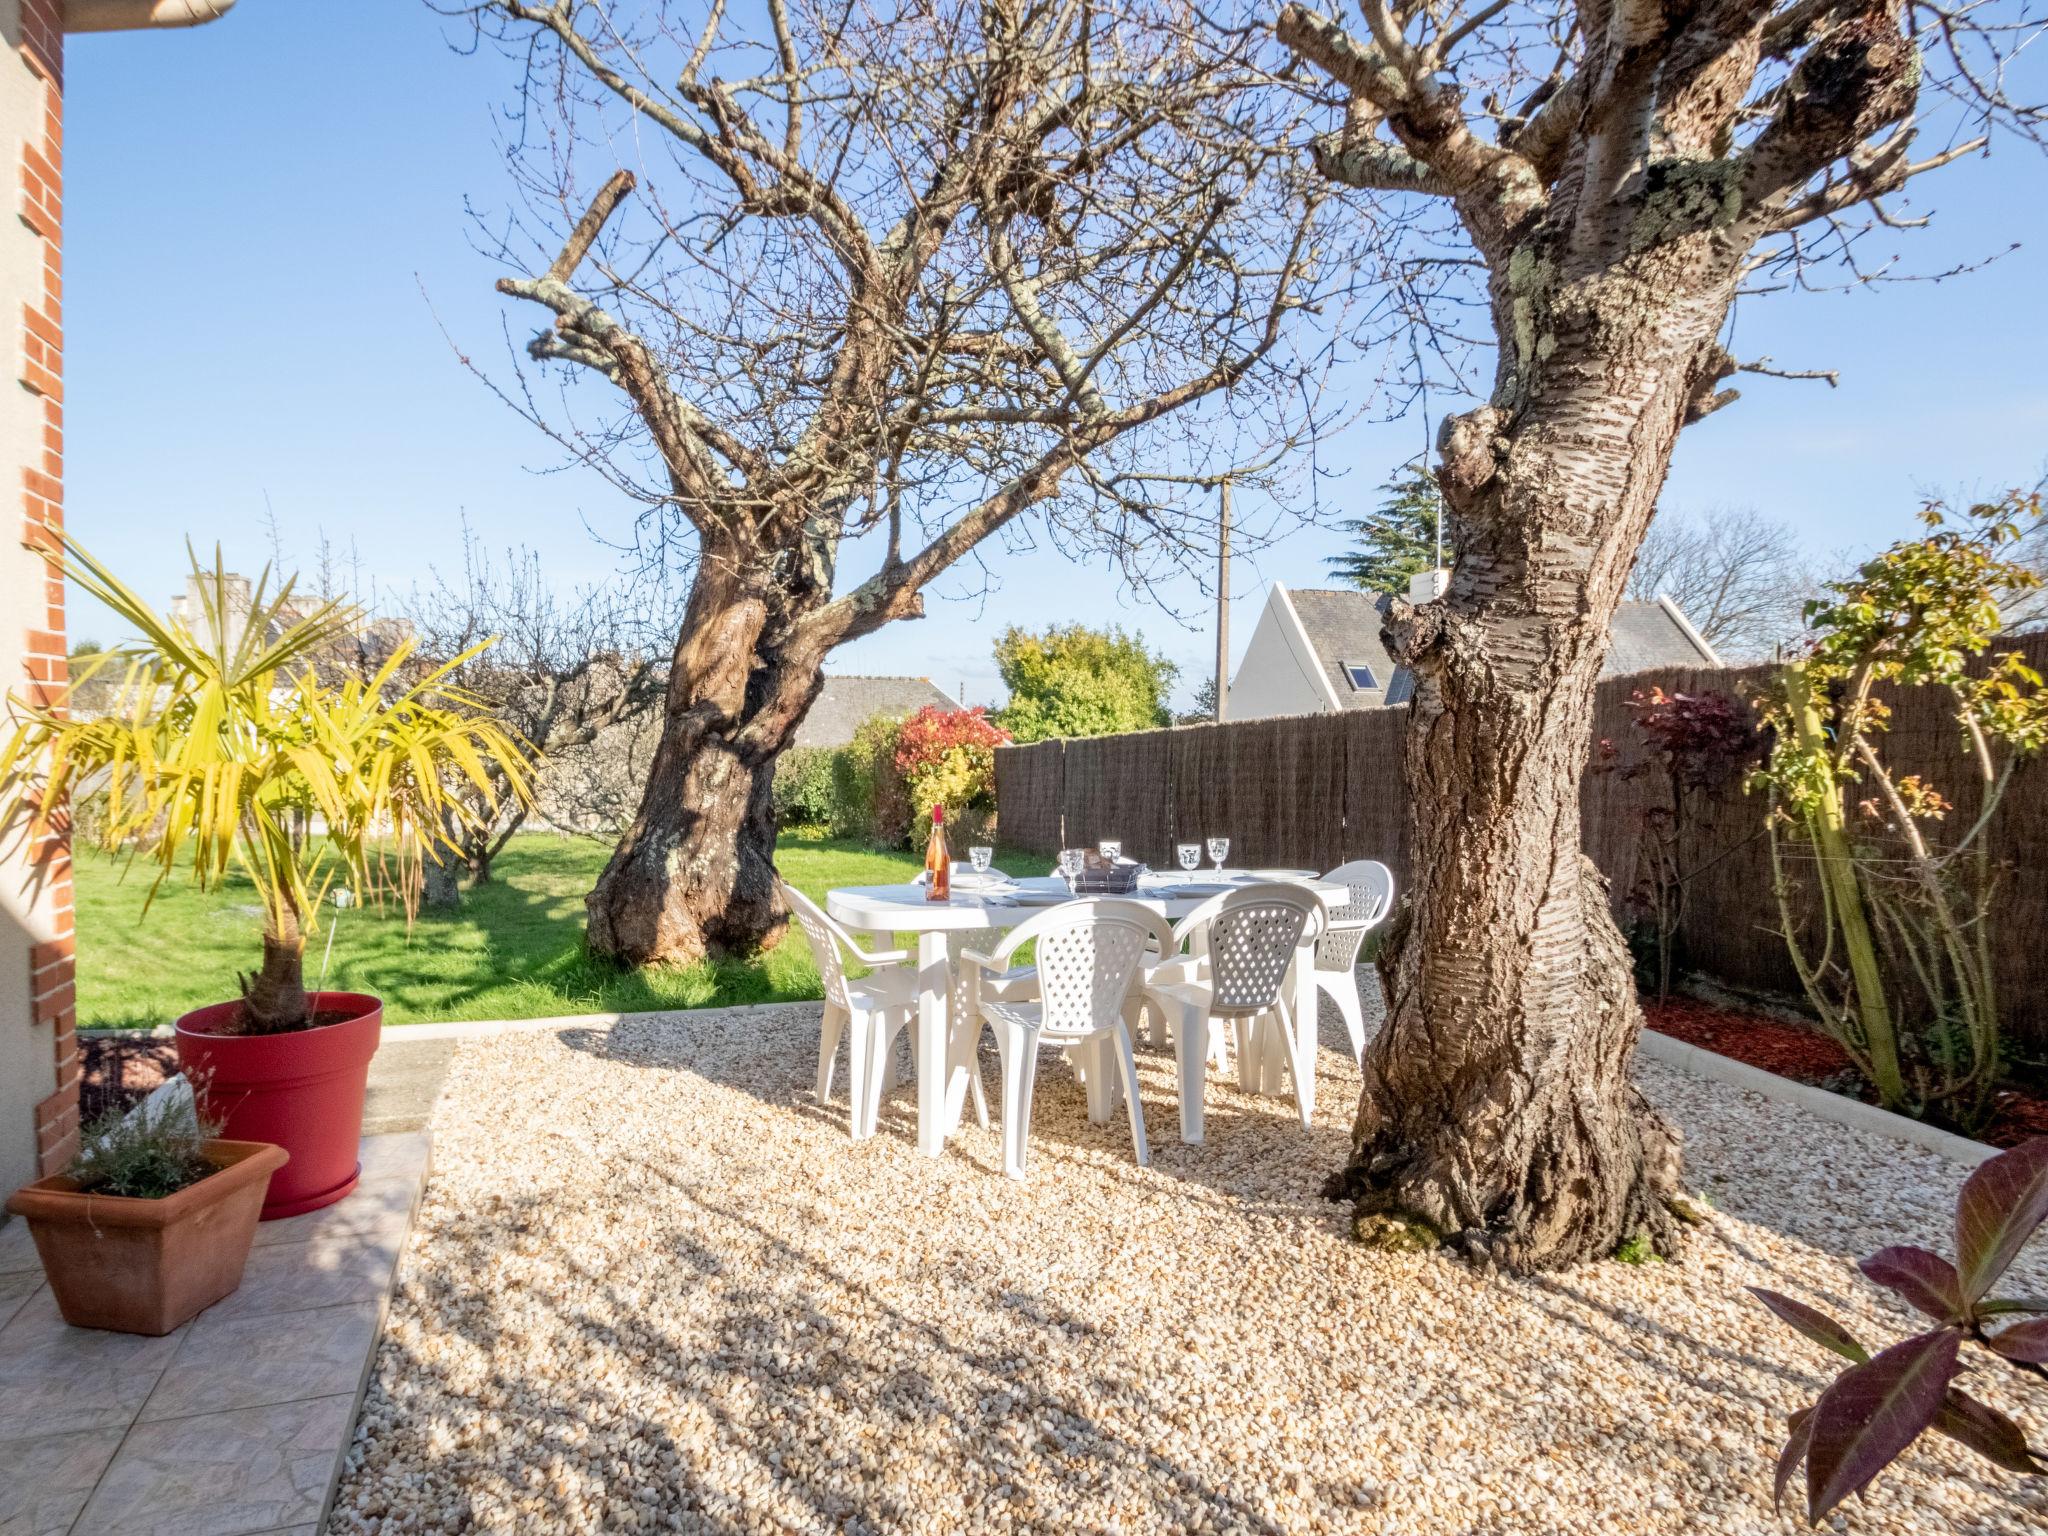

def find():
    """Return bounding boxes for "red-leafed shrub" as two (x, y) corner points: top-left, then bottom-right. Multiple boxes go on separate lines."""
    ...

(894, 706), (1009, 836)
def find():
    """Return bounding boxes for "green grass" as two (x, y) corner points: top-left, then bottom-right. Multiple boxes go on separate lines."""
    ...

(74, 829), (1040, 1030)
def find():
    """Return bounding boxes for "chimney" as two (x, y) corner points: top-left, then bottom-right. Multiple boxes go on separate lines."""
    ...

(1407, 567), (1449, 604)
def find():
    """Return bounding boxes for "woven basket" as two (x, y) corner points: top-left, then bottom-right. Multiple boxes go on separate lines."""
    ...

(1066, 853), (1144, 895)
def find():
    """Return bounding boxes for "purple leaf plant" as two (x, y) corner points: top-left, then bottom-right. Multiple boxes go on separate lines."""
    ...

(1752, 1136), (2048, 1523)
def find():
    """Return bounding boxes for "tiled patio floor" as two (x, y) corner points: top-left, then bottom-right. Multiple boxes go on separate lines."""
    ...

(0, 1132), (430, 1536)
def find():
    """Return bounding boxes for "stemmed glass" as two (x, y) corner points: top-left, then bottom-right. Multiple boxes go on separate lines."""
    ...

(1058, 848), (1085, 887)
(1206, 836), (1230, 874)
(969, 845), (994, 879)
(1098, 838), (1122, 863)
(1176, 842), (1202, 877)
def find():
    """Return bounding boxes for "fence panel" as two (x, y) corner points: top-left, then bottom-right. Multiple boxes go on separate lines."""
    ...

(1340, 708), (1409, 879)
(994, 739), (1064, 857)
(1061, 731), (1175, 866)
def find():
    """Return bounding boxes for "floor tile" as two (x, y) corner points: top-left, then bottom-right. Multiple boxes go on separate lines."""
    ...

(199, 1228), (403, 1324)
(353, 1132), (430, 1186)
(0, 1289), (185, 1441)
(139, 1300), (381, 1422)
(72, 1393), (354, 1536)
(0, 1424), (128, 1536)
(0, 1270), (42, 1331)
(0, 1216), (38, 1275)
(249, 1173), (417, 1250)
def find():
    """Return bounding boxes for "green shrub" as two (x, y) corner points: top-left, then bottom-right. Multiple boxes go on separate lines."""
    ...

(835, 714), (913, 847)
(772, 746), (841, 830)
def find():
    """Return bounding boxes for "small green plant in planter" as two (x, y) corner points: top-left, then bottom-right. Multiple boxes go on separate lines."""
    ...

(68, 1091), (224, 1199)
(0, 538), (533, 1217)
(1752, 1136), (2048, 1524)
(6, 1084), (288, 1335)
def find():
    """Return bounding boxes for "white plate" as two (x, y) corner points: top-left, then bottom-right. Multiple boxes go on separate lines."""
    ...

(991, 889), (1068, 907)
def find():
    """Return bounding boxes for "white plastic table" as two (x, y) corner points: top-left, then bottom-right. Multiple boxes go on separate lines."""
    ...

(824, 871), (1339, 1158)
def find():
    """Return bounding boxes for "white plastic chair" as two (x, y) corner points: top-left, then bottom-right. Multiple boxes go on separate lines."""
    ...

(1137, 884), (1323, 1144)
(1311, 860), (1396, 1064)
(781, 881), (944, 1140)
(958, 899), (1161, 1178)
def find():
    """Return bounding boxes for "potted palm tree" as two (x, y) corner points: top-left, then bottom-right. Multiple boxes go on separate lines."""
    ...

(0, 540), (531, 1217)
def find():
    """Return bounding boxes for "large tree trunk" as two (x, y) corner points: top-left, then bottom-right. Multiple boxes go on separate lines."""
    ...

(584, 561), (824, 966)
(1333, 251), (1739, 1272)
(423, 808), (466, 911)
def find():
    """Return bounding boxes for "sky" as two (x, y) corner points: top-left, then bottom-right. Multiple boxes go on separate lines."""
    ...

(62, 4), (2048, 711)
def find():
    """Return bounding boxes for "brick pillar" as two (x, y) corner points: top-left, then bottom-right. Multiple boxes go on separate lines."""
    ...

(17, 1), (74, 1175)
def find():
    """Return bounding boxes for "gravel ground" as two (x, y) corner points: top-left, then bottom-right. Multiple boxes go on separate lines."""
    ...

(332, 997), (2048, 1535)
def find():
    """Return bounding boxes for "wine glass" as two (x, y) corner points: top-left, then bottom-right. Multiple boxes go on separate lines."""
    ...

(1176, 842), (1202, 875)
(1206, 836), (1230, 874)
(1058, 848), (1084, 886)
(1098, 838), (1122, 863)
(969, 845), (993, 878)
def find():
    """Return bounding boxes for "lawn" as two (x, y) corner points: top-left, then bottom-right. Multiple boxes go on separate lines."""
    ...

(73, 829), (1040, 1030)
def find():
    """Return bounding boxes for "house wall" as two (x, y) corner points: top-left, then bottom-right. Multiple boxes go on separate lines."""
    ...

(1228, 586), (1333, 722)
(0, 0), (69, 1198)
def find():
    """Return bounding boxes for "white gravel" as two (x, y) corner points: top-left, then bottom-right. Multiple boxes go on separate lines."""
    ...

(332, 998), (2048, 1535)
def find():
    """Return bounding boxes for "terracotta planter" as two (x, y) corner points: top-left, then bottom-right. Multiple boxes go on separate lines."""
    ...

(5, 1139), (288, 1335)
(175, 992), (382, 1220)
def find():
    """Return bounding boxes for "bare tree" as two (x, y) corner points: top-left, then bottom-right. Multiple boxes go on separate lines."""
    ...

(1628, 506), (1814, 660)
(443, 0), (1341, 964)
(1280, 0), (2045, 1268)
(405, 530), (676, 896)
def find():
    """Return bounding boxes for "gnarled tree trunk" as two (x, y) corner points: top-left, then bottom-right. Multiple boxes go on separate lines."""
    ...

(1333, 252), (1739, 1270)
(584, 557), (828, 966)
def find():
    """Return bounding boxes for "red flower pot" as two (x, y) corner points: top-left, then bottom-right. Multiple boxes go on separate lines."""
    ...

(174, 992), (382, 1220)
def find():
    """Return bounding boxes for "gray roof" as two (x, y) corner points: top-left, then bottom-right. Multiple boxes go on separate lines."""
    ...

(1283, 588), (1719, 709)
(1287, 587), (1402, 712)
(1607, 599), (1722, 674)
(793, 675), (958, 747)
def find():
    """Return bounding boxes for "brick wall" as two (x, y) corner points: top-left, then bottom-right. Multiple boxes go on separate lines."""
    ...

(16, 4), (71, 1175)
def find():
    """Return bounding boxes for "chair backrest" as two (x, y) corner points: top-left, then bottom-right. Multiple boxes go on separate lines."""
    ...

(1175, 884), (1321, 1015)
(991, 898), (1157, 1036)
(779, 881), (857, 1008)
(1320, 860), (1396, 930)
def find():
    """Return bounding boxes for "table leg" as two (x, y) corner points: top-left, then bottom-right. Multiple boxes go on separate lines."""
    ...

(1290, 942), (1316, 1117)
(916, 929), (953, 1157)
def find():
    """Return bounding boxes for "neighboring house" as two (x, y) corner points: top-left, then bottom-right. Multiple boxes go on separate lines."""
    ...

(792, 675), (958, 747)
(1229, 580), (1722, 720)
(166, 570), (416, 674)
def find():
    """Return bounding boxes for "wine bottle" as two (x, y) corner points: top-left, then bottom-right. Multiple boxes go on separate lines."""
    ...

(924, 803), (951, 902)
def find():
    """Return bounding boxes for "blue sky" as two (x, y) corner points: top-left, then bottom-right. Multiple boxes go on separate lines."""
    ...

(64, 5), (2048, 709)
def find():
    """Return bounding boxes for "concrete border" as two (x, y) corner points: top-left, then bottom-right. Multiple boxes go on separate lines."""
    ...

(1636, 1027), (1995, 1167)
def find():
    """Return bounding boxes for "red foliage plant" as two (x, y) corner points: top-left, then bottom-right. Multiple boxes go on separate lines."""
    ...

(1623, 686), (1763, 788)
(1753, 1137), (2048, 1524)
(893, 706), (1011, 780)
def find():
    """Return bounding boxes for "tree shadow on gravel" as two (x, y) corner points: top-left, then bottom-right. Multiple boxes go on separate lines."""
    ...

(555, 999), (1368, 1213)
(338, 1168), (1345, 1535)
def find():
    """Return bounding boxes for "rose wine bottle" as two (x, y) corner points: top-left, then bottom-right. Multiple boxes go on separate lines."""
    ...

(924, 803), (951, 902)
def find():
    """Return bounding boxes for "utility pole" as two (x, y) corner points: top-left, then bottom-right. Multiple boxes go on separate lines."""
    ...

(1215, 478), (1231, 722)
